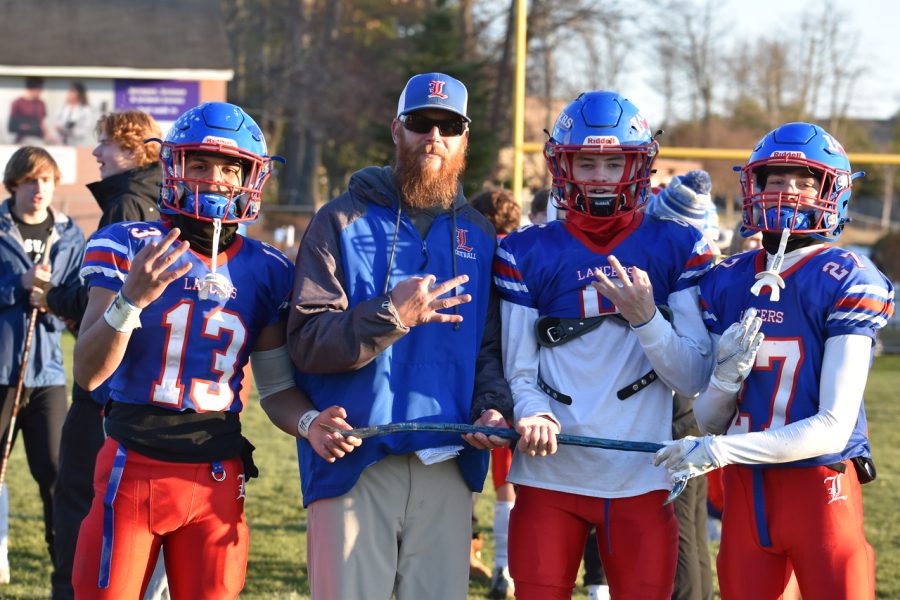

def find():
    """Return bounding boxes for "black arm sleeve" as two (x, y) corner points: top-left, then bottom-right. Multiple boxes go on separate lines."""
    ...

(45, 282), (89, 324)
(470, 283), (513, 422)
(98, 196), (157, 229)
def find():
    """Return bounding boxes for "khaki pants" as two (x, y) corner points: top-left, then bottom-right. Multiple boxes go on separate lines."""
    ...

(307, 453), (472, 600)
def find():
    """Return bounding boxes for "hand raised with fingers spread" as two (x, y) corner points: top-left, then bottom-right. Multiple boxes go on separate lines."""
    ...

(389, 273), (472, 327)
(122, 228), (193, 308)
(590, 255), (656, 326)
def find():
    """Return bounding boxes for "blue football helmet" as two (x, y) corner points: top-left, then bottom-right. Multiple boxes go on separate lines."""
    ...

(739, 122), (863, 241)
(544, 91), (658, 219)
(156, 102), (279, 224)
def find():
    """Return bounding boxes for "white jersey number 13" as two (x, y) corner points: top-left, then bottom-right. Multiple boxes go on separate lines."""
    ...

(151, 300), (247, 411)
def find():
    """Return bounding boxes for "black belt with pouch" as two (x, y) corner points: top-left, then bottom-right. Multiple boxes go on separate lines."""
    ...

(534, 306), (673, 403)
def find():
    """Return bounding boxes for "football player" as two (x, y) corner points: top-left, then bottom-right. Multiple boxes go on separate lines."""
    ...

(655, 122), (894, 600)
(70, 102), (356, 599)
(493, 91), (714, 599)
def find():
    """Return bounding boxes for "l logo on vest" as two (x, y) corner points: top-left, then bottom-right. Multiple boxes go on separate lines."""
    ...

(456, 229), (476, 260)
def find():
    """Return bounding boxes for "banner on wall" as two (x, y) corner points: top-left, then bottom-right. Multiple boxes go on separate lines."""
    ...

(0, 76), (200, 147)
(114, 80), (199, 124)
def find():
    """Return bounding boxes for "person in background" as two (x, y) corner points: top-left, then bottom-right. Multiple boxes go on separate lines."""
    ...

(8, 77), (48, 144)
(495, 90), (713, 599)
(288, 72), (512, 600)
(645, 169), (718, 600)
(727, 223), (763, 254)
(469, 187), (521, 598)
(55, 82), (95, 146)
(655, 122), (893, 600)
(0, 146), (84, 587)
(40, 110), (164, 600)
(528, 188), (550, 225)
(470, 188), (521, 238)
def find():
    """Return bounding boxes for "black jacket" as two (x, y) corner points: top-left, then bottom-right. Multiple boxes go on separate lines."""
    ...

(45, 164), (161, 322)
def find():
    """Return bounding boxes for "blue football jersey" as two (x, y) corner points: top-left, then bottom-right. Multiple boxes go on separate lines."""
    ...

(699, 246), (895, 466)
(81, 221), (293, 413)
(494, 216), (713, 316)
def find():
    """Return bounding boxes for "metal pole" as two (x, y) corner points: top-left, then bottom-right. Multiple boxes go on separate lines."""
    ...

(511, 0), (527, 207)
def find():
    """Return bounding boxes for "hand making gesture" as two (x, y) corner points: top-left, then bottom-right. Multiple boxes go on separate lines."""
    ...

(121, 228), (193, 308)
(591, 255), (656, 326)
(389, 273), (472, 327)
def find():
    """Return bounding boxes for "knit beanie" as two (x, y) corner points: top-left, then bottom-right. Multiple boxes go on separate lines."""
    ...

(647, 169), (713, 232)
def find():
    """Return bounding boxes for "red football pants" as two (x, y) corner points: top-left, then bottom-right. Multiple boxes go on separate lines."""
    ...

(491, 446), (513, 488)
(509, 485), (678, 600)
(72, 438), (249, 599)
(718, 463), (874, 600)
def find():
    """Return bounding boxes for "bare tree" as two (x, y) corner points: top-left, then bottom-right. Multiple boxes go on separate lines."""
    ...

(648, 0), (729, 131)
(724, 0), (865, 134)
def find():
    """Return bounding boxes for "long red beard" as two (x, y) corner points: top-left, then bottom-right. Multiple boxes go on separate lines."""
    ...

(393, 133), (467, 209)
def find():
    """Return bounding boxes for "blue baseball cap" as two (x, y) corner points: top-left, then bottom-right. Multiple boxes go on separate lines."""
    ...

(396, 73), (470, 122)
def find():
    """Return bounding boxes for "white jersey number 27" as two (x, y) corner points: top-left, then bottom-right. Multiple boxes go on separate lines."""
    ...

(730, 338), (803, 433)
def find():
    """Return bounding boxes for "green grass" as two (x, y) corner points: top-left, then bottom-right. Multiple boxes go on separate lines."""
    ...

(2, 337), (898, 598)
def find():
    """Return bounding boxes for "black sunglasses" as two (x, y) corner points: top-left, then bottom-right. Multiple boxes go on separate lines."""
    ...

(399, 114), (468, 137)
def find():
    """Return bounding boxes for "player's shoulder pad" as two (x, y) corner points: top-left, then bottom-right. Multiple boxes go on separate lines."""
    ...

(644, 213), (704, 241)
(713, 248), (758, 270)
(821, 246), (874, 268)
(648, 214), (695, 229)
(819, 246), (893, 287)
(501, 219), (556, 249)
(87, 220), (165, 250)
(243, 236), (294, 271)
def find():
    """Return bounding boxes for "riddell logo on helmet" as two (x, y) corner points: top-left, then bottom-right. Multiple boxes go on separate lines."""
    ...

(202, 135), (238, 147)
(771, 151), (805, 159)
(583, 136), (619, 146)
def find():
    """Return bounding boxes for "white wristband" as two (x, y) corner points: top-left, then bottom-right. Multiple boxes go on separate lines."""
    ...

(297, 409), (320, 439)
(102, 290), (142, 333)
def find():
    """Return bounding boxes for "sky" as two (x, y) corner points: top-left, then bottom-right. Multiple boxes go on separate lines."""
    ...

(620, 0), (900, 123)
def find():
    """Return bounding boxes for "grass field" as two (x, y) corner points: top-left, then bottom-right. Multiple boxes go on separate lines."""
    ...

(2, 336), (898, 598)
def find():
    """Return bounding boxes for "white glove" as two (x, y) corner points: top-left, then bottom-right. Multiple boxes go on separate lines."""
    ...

(654, 435), (720, 482)
(712, 308), (764, 394)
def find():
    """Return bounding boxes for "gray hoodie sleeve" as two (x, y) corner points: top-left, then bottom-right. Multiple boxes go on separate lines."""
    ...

(287, 198), (408, 373)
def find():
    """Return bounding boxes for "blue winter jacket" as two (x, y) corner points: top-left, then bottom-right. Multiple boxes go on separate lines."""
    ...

(288, 166), (512, 506)
(0, 199), (84, 387)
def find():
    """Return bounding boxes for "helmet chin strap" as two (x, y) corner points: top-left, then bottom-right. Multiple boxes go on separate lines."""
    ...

(577, 191), (623, 218)
(750, 227), (790, 301)
(198, 218), (234, 300)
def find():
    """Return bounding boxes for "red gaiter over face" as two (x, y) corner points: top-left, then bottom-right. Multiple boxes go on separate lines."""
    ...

(564, 207), (643, 254)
